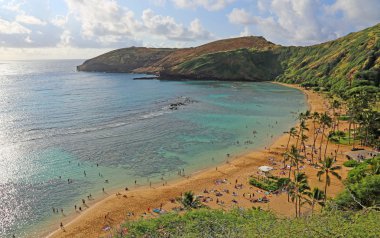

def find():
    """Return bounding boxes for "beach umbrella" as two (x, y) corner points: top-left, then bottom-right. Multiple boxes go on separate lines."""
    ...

(258, 166), (273, 172)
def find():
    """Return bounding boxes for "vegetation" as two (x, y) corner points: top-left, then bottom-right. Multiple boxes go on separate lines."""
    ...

(176, 191), (203, 210)
(118, 208), (380, 237)
(317, 157), (342, 200)
(343, 160), (360, 167)
(249, 176), (290, 192)
(334, 156), (380, 211)
(93, 25), (380, 237)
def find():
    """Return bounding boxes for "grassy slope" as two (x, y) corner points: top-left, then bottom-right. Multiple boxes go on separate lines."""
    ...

(168, 24), (379, 87)
(120, 208), (380, 238)
(76, 47), (175, 72)
(162, 48), (283, 81)
(77, 36), (277, 74)
(276, 23), (380, 92)
(77, 24), (379, 89)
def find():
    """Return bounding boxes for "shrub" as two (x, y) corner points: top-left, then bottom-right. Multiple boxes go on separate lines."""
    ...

(249, 178), (278, 191)
(343, 160), (359, 167)
(119, 208), (380, 237)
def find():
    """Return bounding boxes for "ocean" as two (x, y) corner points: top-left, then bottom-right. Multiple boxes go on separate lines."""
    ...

(0, 60), (307, 237)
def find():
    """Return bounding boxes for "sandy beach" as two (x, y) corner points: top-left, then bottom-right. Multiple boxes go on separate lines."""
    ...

(48, 83), (352, 238)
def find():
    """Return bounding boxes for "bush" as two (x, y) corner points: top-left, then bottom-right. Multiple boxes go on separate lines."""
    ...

(334, 156), (380, 210)
(276, 177), (291, 188)
(343, 160), (359, 167)
(119, 208), (380, 237)
(338, 115), (350, 121)
(249, 178), (279, 191)
(335, 174), (380, 210)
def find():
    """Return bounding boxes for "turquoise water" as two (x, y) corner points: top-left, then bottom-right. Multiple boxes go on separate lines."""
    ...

(0, 60), (307, 237)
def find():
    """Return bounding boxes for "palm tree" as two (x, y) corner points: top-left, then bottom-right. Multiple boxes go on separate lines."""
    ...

(285, 145), (303, 202)
(285, 127), (298, 151)
(311, 112), (320, 164)
(300, 134), (309, 158)
(283, 127), (297, 168)
(308, 187), (325, 216)
(288, 172), (310, 217)
(178, 191), (202, 209)
(298, 120), (309, 151)
(286, 145), (304, 177)
(295, 111), (310, 148)
(317, 157), (341, 201)
(331, 99), (341, 131)
(318, 113), (332, 161)
(323, 131), (334, 159)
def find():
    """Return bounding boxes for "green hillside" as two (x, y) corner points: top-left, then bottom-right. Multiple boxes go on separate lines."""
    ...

(77, 47), (175, 72)
(165, 24), (379, 96)
(162, 48), (283, 81)
(276, 23), (380, 97)
(78, 24), (380, 96)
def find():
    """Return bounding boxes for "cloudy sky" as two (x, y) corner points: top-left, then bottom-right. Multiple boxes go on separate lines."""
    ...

(0, 0), (379, 60)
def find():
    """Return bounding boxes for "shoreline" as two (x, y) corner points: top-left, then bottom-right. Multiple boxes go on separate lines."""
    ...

(47, 83), (350, 238)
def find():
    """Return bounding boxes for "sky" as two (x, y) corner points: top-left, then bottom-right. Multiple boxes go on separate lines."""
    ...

(0, 0), (379, 60)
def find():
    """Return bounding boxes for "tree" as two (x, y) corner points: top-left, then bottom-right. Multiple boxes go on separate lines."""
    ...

(323, 131), (334, 160)
(318, 113), (332, 161)
(300, 134), (309, 158)
(288, 172), (310, 217)
(317, 157), (342, 201)
(178, 191), (202, 209)
(311, 112), (320, 164)
(285, 127), (298, 151)
(308, 187), (325, 216)
(286, 145), (304, 176)
(331, 99), (341, 131)
(283, 127), (297, 168)
(296, 111), (310, 148)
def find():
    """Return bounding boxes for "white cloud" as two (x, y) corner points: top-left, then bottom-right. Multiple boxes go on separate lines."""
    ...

(325, 0), (380, 26)
(151, 0), (167, 6)
(2, 0), (24, 12)
(240, 26), (251, 37)
(65, 0), (140, 41)
(58, 30), (72, 47)
(142, 9), (212, 41)
(16, 14), (46, 25)
(25, 35), (32, 43)
(63, 0), (212, 46)
(0, 18), (30, 34)
(171, 0), (235, 11)
(228, 0), (380, 46)
(51, 15), (67, 28)
(228, 8), (255, 25)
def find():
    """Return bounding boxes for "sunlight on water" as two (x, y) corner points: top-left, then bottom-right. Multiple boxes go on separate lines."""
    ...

(0, 60), (307, 237)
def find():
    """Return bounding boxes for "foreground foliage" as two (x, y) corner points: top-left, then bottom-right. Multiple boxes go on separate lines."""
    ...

(334, 156), (380, 210)
(118, 208), (380, 238)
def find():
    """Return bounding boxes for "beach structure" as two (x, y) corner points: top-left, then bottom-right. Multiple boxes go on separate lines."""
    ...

(258, 166), (274, 172)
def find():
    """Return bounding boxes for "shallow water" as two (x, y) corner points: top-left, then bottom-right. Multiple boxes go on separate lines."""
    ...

(0, 60), (307, 237)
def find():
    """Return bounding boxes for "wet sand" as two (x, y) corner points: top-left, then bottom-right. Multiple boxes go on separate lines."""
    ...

(47, 83), (352, 238)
